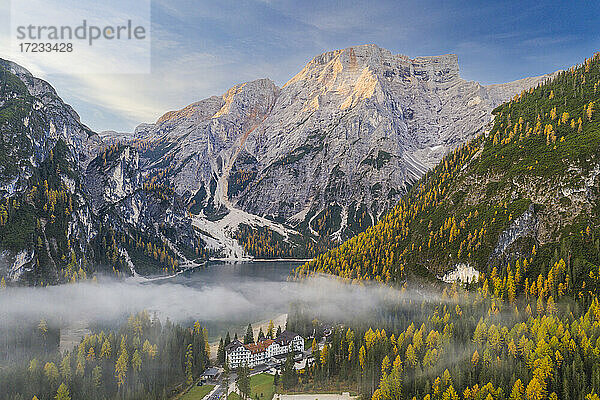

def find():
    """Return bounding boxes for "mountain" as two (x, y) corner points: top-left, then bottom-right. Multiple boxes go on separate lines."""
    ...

(130, 44), (555, 257)
(295, 53), (600, 289)
(0, 59), (101, 283)
(0, 44), (561, 284)
(0, 60), (204, 284)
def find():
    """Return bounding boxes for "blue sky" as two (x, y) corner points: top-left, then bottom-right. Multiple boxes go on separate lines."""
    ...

(1, 0), (599, 132)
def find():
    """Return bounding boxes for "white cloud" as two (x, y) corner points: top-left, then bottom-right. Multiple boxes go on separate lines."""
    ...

(8, 0), (151, 74)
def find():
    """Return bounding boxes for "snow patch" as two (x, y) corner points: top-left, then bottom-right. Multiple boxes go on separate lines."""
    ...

(0, 176), (19, 195)
(331, 205), (348, 242)
(9, 250), (34, 280)
(119, 247), (141, 278)
(439, 263), (479, 284)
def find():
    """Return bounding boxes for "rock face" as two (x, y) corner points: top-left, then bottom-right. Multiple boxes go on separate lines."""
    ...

(0, 59), (102, 282)
(488, 203), (538, 266)
(0, 59), (100, 197)
(135, 44), (557, 241)
(85, 146), (141, 211)
(0, 45), (561, 283)
(0, 60), (201, 283)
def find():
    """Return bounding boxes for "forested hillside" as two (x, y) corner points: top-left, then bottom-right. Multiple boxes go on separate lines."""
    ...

(0, 312), (211, 400)
(286, 268), (600, 400)
(0, 61), (209, 285)
(296, 53), (600, 288)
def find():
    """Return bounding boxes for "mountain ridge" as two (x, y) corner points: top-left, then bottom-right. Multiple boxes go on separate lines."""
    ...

(295, 52), (600, 287)
(129, 44), (557, 254)
(0, 44), (565, 284)
(0, 59), (205, 284)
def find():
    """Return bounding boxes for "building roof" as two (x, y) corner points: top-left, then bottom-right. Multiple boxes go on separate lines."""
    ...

(244, 339), (274, 354)
(274, 330), (300, 346)
(226, 331), (303, 355)
(202, 367), (220, 377)
(225, 339), (244, 352)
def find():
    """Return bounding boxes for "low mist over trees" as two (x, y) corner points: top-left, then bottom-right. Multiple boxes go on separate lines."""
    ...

(0, 312), (210, 400)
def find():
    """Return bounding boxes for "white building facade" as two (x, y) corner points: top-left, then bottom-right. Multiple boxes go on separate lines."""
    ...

(225, 331), (304, 368)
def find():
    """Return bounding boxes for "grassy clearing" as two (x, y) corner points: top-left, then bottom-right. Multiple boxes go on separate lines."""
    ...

(228, 373), (275, 400)
(250, 373), (275, 400)
(181, 384), (215, 400)
(228, 393), (242, 400)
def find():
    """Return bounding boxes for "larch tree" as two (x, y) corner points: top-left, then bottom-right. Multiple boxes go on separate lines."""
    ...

(115, 345), (128, 388)
(185, 343), (194, 385)
(132, 350), (142, 374)
(60, 354), (71, 383)
(55, 383), (71, 400)
(267, 320), (275, 338)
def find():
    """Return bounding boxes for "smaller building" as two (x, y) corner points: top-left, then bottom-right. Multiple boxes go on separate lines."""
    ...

(201, 367), (221, 380)
(200, 367), (222, 383)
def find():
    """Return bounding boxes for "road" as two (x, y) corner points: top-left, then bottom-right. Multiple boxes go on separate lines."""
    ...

(206, 384), (225, 400)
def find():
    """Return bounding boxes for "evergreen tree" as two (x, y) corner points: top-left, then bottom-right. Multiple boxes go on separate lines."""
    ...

(244, 324), (254, 345)
(258, 327), (265, 342)
(217, 338), (225, 364)
(92, 366), (102, 389)
(55, 383), (70, 400)
(281, 353), (297, 389)
(223, 362), (231, 399)
(236, 363), (251, 399)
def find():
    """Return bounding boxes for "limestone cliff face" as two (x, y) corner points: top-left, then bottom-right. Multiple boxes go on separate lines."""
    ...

(134, 44), (556, 241)
(0, 59), (101, 281)
(0, 45), (562, 281)
(0, 60), (199, 282)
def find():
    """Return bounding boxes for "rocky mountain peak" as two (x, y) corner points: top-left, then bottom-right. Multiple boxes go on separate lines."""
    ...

(155, 96), (224, 125)
(136, 78), (279, 144)
(0, 46), (570, 282)
(10, 44), (552, 267)
(123, 45), (559, 250)
(211, 78), (279, 120)
(411, 53), (460, 83)
(285, 44), (460, 91)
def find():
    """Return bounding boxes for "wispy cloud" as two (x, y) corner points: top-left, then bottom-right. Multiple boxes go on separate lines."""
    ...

(520, 34), (579, 47)
(0, 0), (596, 132)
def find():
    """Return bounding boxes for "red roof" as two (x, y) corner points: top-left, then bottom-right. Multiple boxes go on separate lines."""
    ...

(244, 339), (274, 354)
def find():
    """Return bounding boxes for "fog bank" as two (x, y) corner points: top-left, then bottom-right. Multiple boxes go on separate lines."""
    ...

(0, 272), (445, 328)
